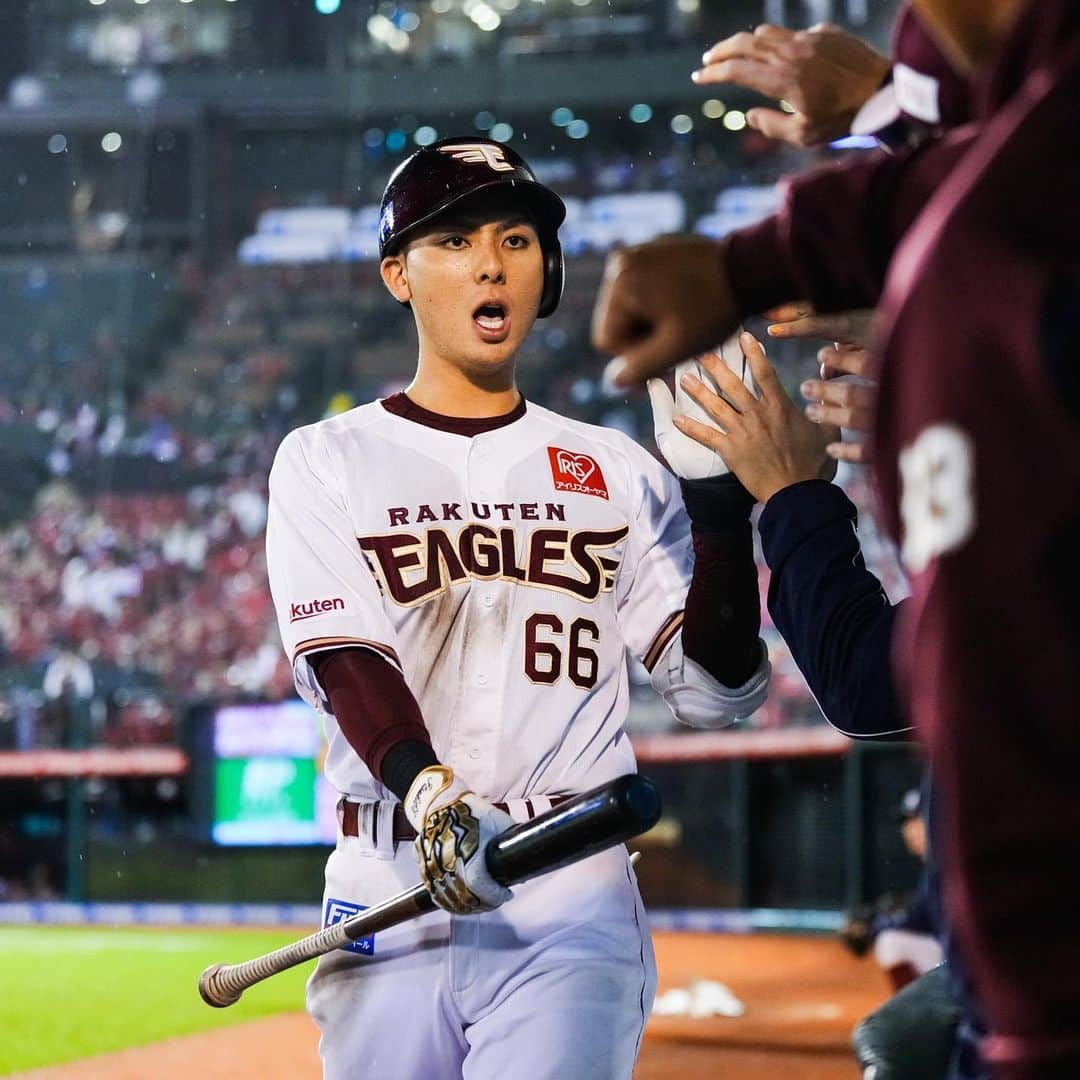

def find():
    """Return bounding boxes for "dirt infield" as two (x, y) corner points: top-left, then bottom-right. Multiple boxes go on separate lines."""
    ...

(16, 932), (886, 1079)
(638, 931), (887, 1079)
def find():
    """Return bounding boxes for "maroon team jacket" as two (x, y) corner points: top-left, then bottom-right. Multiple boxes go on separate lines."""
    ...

(873, 5), (1080, 1076)
(724, 2), (1080, 1074)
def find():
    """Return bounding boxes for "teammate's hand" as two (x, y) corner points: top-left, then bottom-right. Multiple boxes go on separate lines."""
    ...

(591, 234), (740, 387)
(647, 332), (758, 480)
(765, 302), (875, 349)
(672, 331), (838, 504)
(693, 23), (891, 146)
(405, 766), (514, 916)
(765, 303), (879, 465)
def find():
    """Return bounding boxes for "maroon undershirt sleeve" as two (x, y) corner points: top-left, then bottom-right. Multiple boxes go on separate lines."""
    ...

(311, 647), (437, 799)
(725, 129), (977, 318)
(678, 477), (762, 689)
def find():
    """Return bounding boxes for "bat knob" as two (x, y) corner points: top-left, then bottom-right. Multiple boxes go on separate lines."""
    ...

(199, 963), (242, 1008)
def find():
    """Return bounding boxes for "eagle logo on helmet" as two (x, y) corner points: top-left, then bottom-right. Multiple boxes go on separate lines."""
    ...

(438, 143), (515, 173)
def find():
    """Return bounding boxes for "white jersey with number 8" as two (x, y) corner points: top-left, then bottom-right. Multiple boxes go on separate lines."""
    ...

(266, 397), (767, 803)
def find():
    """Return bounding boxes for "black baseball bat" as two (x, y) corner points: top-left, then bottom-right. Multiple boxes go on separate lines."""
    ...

(199, 773), (660, 1007)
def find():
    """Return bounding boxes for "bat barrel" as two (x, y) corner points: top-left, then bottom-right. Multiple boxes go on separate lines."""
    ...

(486, 773), (661, 886)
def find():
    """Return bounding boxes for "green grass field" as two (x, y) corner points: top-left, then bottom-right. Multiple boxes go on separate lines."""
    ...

(0, 926), (314, 1075)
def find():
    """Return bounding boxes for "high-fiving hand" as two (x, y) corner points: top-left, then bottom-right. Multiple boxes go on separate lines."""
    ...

(646, 332), (757, 480)
(671, 331), (838, 504)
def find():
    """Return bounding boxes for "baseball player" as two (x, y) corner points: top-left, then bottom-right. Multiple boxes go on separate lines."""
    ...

(265, 136), (770, 1079)
(842, 788), (944, 990)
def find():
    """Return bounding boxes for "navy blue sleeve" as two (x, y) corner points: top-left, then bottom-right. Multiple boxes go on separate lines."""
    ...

(758, 479), (911, 739)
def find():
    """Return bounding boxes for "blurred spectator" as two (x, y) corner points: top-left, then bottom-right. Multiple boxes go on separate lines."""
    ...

(842, 787), (944, 992)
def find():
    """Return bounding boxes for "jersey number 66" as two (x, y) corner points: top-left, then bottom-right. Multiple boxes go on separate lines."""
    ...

(523, 614), (600, 690)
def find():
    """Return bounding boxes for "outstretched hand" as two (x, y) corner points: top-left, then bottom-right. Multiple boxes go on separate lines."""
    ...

(671, 331), (838, 504)
(766, 303), (879, 465)
(693, 23), (890, 146)
(591, 234), (740, 387)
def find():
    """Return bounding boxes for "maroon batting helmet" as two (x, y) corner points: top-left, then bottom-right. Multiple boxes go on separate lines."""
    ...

(378, 136), (566, 318)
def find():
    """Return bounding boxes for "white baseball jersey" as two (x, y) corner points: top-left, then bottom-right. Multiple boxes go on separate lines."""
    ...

(266, 397), (767, 803)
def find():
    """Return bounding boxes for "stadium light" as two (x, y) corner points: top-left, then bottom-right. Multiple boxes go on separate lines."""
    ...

(702, 99), (725, 119)
(414, 126), (438, 146)
(490, 122), (513, 141)
(47, 134), (67, 154)
(127, 69), (164, 107)
(722, 110), (747, 131)
(671, 114), (693, 135)
(9, 75), (47, 108)
(315, 0), (341, 13)
(101, 132), (123, 152)
(550, 107), (574, 128)
(629, 103), (652, 124)
(474, 110), (496, 131)
(466, 1), (501, 31)
(368, 13), (409, 51)
(566, 119), (589, 140)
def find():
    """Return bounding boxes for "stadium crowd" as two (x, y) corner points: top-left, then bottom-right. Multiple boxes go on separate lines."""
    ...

(0, 246), (904, 750)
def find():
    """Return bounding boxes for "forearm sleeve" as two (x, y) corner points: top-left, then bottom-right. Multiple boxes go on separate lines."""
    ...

(758, 480), (909, 738)
(312, 647), (437, 798)
(679, 476), (763, 688)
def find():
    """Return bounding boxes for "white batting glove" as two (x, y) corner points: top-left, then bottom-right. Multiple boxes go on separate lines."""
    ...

(404, 765), (514, 916)
(647, 331), (758, 480)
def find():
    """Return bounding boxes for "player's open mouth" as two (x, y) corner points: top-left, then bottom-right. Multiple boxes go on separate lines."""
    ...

(473, 302), (510, 343)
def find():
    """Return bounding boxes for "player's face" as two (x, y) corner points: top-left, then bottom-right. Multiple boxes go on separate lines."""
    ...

(381, 205), (545, 378)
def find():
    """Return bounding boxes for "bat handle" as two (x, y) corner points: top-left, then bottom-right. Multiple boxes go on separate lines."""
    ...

(198, 884), (432, 1008)
(199, 963), (243, 1008)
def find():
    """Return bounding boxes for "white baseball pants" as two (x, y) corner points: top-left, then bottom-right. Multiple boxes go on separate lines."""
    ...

(308, 799), (656, 1080)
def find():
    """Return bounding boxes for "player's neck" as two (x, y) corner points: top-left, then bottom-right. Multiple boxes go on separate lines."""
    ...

(407, 354), (520, 419)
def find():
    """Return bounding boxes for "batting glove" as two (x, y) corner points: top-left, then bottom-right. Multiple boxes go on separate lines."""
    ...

(646, 331), (758, 480)
(404, 765), (514, 916)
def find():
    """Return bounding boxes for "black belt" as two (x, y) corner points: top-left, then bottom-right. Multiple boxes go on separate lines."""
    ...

(340, 795), (568, 843)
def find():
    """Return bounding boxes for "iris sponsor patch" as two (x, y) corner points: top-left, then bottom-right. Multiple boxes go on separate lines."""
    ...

(547, 447), (609, 500)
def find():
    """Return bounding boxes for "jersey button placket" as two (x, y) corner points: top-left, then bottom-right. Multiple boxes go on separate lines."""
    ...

(461, 436), (504, 795)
